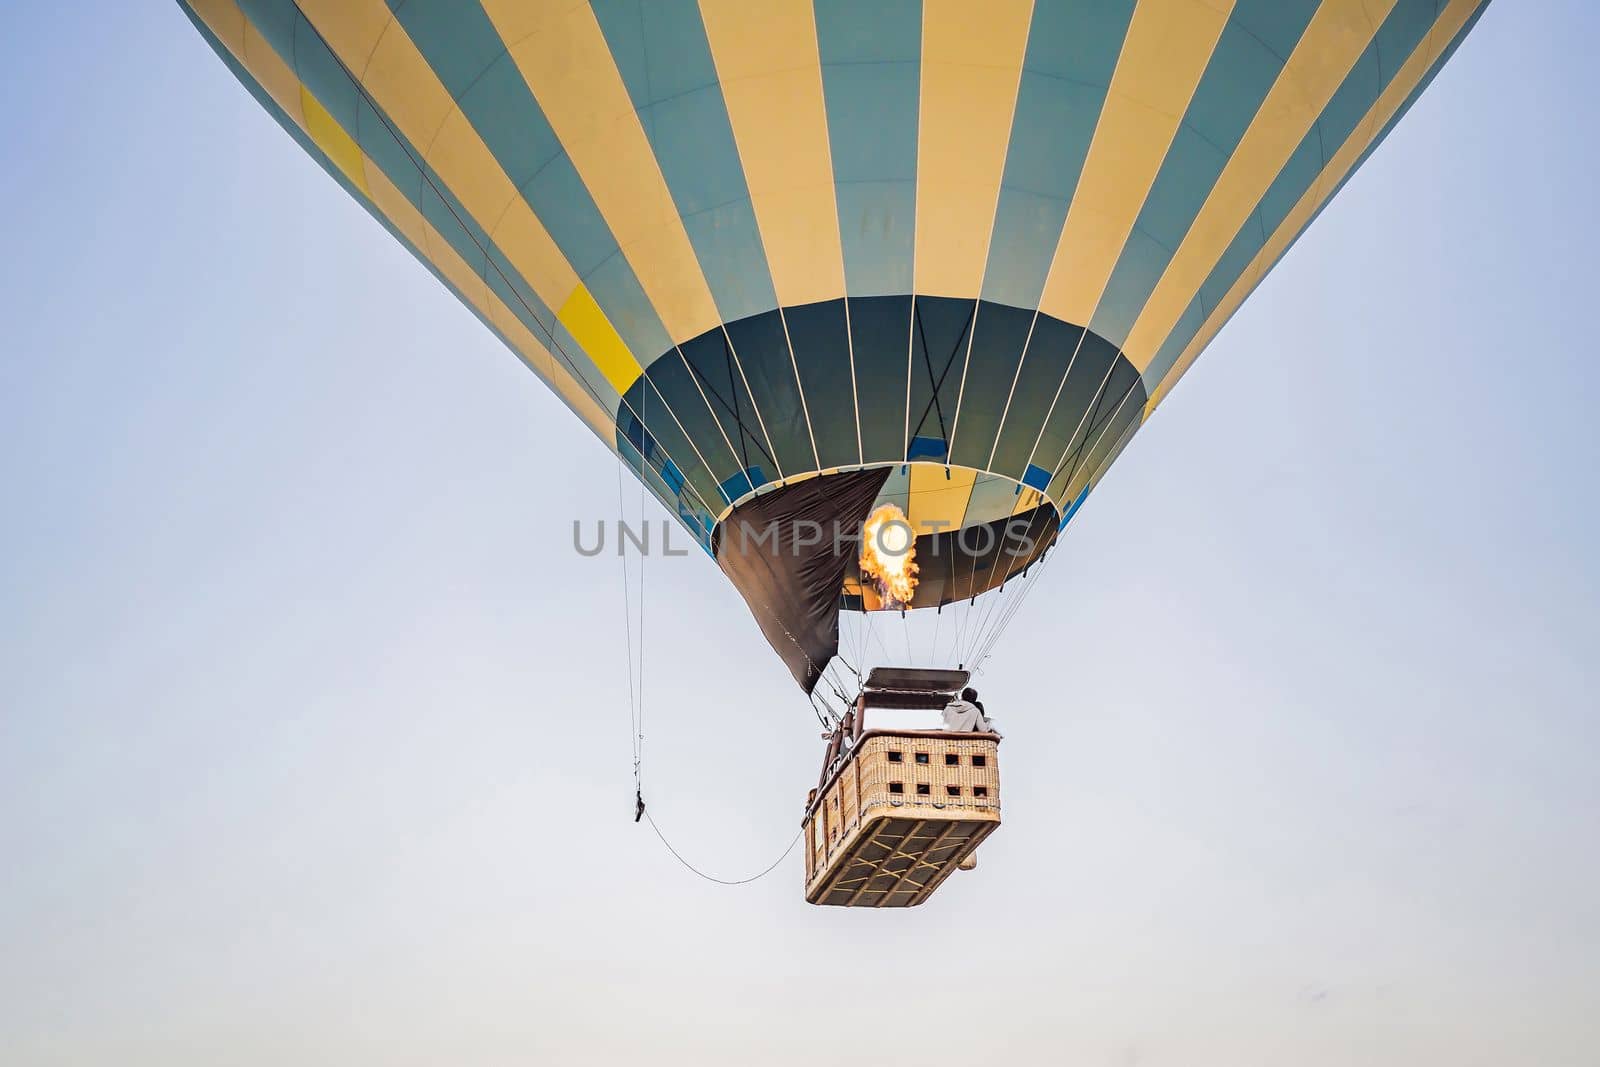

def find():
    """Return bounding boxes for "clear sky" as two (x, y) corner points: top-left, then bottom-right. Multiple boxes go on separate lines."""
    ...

(2, 3), (1596, 1065)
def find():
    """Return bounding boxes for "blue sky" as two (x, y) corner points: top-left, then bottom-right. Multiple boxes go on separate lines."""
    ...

(2, 3), (1597, 1064)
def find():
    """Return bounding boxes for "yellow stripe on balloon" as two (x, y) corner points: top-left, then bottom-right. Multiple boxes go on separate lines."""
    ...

(913, 0), (1034, 299)
(1038, 0), (1233, 328)
(1144, 0), (1487, 416)
(1120, 0), (1399, 371)
(557, 285), (644, 395)
(299, 89), (371, 197)
(1012, 486), (1045, 517)
(698, 0), (845, 309)
(480, 0), (722, 346)
(907, 463), (979, 538)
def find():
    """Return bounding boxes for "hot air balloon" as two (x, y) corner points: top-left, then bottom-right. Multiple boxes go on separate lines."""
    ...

(180, 0), (1488, 904)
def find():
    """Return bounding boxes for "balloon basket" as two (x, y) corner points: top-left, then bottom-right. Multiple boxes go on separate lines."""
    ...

(801, 668), (1001, 907)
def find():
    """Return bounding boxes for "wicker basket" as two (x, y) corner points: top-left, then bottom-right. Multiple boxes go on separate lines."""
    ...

(803, 730), (1000, 907)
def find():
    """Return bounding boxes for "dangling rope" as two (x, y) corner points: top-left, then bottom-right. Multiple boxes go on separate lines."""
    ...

(610, 460), (807, 884)
(643, 810), (804, 886)
(635, 385), (647, 816)
(617, 458), (643, 817)
(610, 444), (825, 882)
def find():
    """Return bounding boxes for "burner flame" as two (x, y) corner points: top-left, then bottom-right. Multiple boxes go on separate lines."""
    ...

(859, 503), (919, 609)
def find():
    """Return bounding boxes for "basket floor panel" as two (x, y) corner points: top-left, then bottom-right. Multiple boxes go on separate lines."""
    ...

(806, 813), (998, 907)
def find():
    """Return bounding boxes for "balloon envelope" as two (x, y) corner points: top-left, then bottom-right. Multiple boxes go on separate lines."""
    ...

(181, 0), (1487, 687)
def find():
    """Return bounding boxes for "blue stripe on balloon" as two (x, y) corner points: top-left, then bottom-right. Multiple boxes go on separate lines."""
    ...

(980, 0), (1136, 310)
(815, 0), (921, 298)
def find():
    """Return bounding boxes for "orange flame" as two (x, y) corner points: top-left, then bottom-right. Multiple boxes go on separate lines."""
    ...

(859, 503), (919, 609)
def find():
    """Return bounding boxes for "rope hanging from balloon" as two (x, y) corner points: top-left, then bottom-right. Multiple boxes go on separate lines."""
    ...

(617, 422), (646, 822)
(609, 462), (801, 886)
(642, 810), (804, 887)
